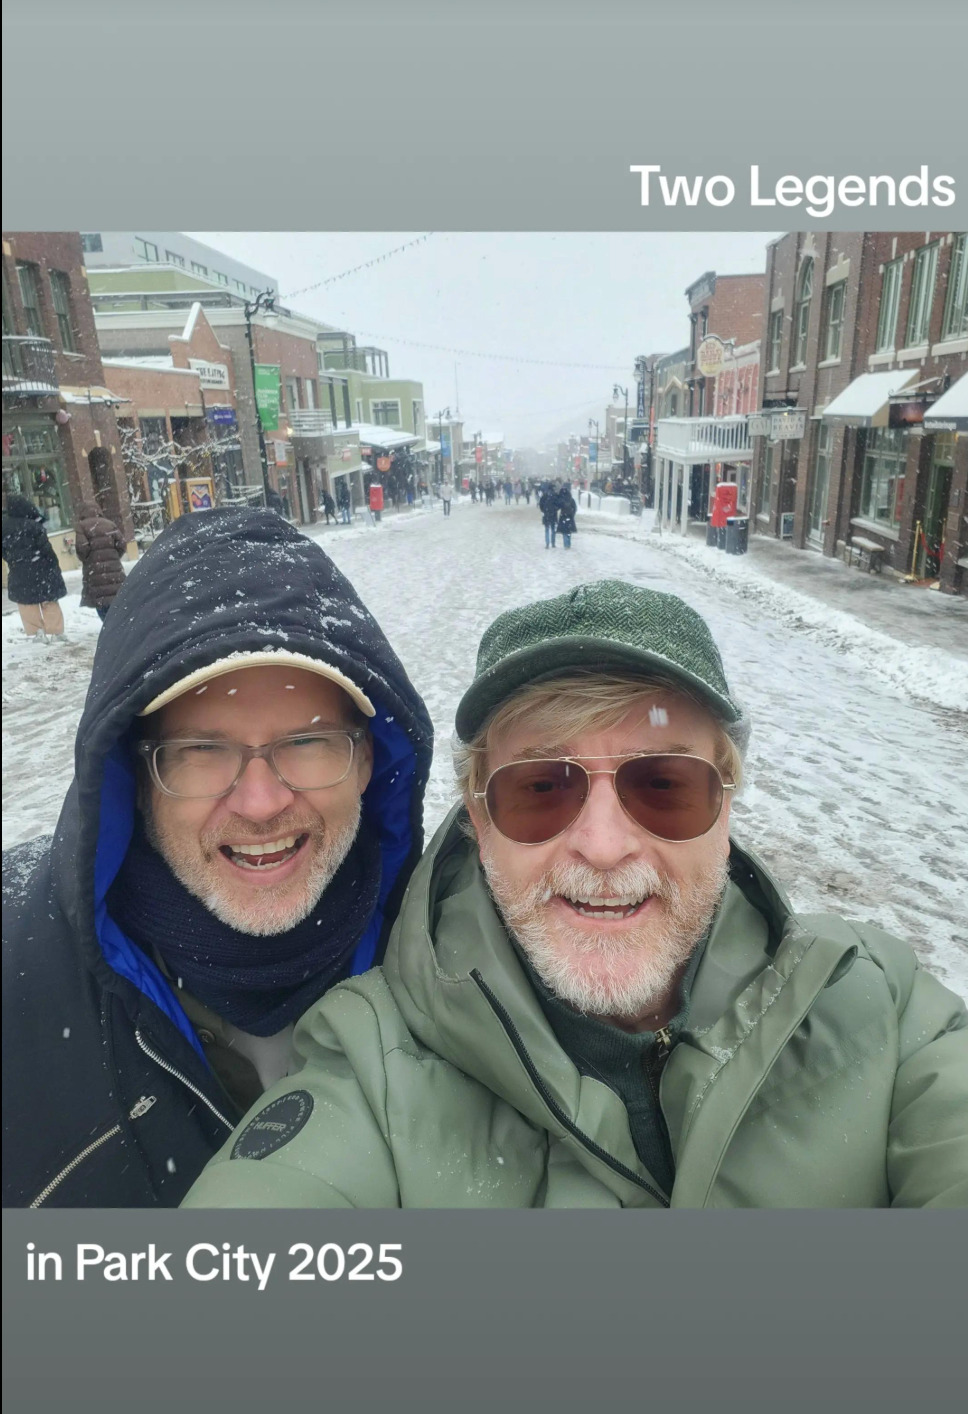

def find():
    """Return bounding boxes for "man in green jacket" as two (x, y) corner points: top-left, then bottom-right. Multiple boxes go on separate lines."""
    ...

(184, 580), (967, 1208)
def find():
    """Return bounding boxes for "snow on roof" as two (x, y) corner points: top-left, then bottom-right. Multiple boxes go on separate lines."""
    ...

(101, 357), (198, 378)
(821, 370), (918, 426)
(350, 422), (421, 449)
(923, 371), (968, 432)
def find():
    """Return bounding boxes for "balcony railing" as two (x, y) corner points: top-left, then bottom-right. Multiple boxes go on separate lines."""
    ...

(654, 415), (752, 463)
(289, 409), (334, 438)
(2, 335), (59, 399)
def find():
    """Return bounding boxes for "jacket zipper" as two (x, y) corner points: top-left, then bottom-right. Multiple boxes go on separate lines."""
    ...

(29, 1096), (157, 1208)
(135, 1028), (235, 1132)
(471, 970), (670, 1207)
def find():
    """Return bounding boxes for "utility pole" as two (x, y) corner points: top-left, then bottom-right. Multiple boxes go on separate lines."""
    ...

(244, 288), (276, 504)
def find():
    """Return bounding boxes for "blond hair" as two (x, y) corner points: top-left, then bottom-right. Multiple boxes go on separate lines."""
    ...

(453, 671), (743, 805)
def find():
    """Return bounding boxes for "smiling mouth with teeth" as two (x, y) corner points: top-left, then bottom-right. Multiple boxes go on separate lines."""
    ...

(219, 834), (309, 871)
(562, 893), (652, 920)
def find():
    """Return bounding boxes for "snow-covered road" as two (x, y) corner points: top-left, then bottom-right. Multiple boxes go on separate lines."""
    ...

(4, 498), (967, 997)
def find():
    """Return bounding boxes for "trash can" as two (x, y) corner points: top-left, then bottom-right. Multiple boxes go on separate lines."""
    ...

(705, 521), (718, 547)
(725, 516), (749, 555)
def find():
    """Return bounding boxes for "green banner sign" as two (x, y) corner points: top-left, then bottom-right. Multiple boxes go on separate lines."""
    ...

(254, 363), (280, 432)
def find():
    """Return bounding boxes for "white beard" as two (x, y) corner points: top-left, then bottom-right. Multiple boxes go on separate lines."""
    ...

(480, 849), (729, 1021)
(147, 799), (362, 937)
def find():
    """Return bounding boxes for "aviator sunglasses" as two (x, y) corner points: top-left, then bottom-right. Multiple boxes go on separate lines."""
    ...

(473, 753), (735, 846)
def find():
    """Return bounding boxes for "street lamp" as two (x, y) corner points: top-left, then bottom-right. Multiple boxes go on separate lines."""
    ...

(434, 406), (453, 486)
(612, 384), (630, 485)
(244, 288), (276, 503)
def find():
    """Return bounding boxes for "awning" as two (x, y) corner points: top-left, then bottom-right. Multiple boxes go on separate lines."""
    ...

(821, 370), (918, 427)
(923, 372), (968, 432)
(347, 422), (421, 450)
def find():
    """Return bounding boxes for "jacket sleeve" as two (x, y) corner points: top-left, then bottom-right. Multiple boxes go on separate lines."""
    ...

(74, 526), (91, 560)
(867, 929), (968, 1208)
(181, 976), (402, 1208)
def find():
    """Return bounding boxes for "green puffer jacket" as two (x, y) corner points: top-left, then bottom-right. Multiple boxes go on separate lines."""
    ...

(184, 807), (968, 1209)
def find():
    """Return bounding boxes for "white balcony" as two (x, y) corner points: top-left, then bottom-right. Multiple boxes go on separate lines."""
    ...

(654, 415), (752, 464)
(288, 409), (334, 438)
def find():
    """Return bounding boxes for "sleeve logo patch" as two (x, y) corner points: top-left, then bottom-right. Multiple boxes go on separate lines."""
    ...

(230, 1090), (315, 1161)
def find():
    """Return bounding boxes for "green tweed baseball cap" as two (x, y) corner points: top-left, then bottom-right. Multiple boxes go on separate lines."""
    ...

(455, 579), (743, 742)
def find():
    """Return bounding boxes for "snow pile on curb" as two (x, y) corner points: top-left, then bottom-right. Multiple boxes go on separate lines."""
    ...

(585, 518), (967, 715)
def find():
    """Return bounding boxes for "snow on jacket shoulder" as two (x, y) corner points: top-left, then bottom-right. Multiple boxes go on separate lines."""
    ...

(75, 507), (127, 609)
(1, 496), (67, 605)
(183, 809), (968, 1210)
(2, 508), (433, 1208)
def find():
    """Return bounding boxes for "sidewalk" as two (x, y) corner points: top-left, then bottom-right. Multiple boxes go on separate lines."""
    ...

(583, 509), (968, 662)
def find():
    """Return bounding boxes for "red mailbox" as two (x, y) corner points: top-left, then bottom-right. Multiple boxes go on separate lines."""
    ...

(368, 483), (384, 512)
(710, 482), (738, 528)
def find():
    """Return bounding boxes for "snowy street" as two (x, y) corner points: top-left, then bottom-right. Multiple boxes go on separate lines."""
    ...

(4, 498), (967, 998)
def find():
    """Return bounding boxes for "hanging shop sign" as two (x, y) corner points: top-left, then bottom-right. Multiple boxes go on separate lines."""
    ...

(205, 406), (237, 426)
(888, 394), (932, 429)
(771, 410), (806, 440)
(273, 440), (289, 467)
(254, 364), (281, 431)
(696, 336), (728, 379)
(588, 440), (598, 463)
(189, 359), (230, 389)
(475, 446), (484, 463)
(747, 413), (773, 438)
(376, 455), (392, 472)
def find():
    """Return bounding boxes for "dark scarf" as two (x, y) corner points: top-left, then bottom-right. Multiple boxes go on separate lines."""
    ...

(107, 818), (382, 1036)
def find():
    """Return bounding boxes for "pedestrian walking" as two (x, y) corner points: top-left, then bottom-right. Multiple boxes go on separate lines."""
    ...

(484, 480), (495, 506)
(538, 482), (558, 549)
(1, 493), (68, 643)
(336, 479), (352, 524)
(513, 479), (523, 503)
(503, 480), (513, 505)
(440, 479), (454, 517)
(470, 481), (478, 504)
(75, 501), (127, 623)
(321, 491), (337, 526)
(557, 484), (577, 550)
(523, 482), (532, 505)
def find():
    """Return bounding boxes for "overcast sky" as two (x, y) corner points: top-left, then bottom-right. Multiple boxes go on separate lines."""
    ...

(191, 232), (782, 445)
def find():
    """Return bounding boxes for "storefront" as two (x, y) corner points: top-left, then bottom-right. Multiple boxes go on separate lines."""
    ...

(2, 416), (71, 530)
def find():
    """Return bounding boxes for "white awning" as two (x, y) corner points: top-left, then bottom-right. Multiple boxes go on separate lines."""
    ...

(923, 372), (968, 433)
(821, 370), (918, 427)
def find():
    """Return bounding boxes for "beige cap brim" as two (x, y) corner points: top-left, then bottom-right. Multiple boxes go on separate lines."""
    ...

(138, 650), (376, 718)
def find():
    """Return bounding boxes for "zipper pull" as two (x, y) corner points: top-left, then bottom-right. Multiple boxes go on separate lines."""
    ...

(128, 1095), (157, 1120)
(655, 1027), (672, 1059)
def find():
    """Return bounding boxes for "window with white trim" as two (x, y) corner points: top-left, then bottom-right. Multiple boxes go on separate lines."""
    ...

(134, 237), (159, 263)
(49, 270), (77, 352)
(767, 309), (783, 370)
(875, 261), (902, 351)
(412, 399), (423, 434)
(793, 260), (813, 365)
(16, 262), (44, 338)
(905, 243), (939, 347)
(191, 261), (208, 278)
(370, 399), (401, 427)
(941, 233), (967, 340)
(165, 251), (185, 267)
(822, 280), (846, 361)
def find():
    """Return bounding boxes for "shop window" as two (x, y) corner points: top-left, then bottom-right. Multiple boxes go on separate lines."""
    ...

(793, 259), (813, 365)
(49, 271), (77, 353)
(758, 443), (775, 517)
(822, 280), (846, 361)
(941, 233), (967, 340)
(2, 420), (71, 529)
(875, 260), (902, 351)
(905, 243), (939, 347)
(859, 428), (906, 529)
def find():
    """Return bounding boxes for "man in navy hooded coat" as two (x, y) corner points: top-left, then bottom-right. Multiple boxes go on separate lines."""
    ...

(2, 508), (432, 1207)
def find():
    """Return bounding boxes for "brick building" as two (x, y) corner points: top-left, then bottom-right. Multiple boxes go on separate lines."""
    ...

(655, 269), (765, 531)
(2, 232), (133, 569)
(751, 231), (966, 595)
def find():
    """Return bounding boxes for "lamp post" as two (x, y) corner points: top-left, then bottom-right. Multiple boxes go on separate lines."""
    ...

(588, 417), (600, 492)
(434, 406), (452, 487)
(612, 384), (630, 486)
(244, 288), (276, 504)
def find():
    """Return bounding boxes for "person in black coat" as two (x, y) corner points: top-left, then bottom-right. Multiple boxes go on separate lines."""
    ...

(321, 490), (337, 525)
(2, 508), (433, 1207)
(75, 501), (127, 623)
(538, 482), (559, 549)
(556, 485), (578, 549)
(1, 493), (68, 642)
